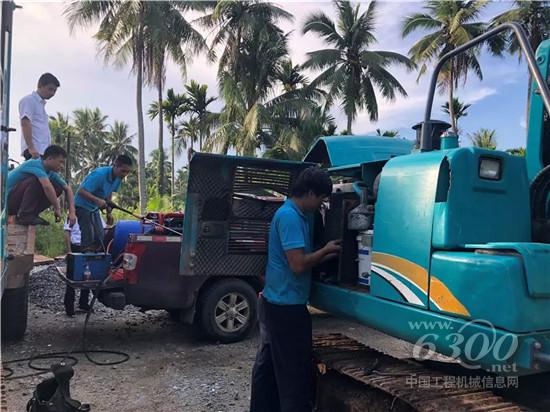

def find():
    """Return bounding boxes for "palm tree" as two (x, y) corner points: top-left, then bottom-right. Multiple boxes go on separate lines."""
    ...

(115, 170), (139, 209)
(103, 121), (138, 207)
(207, 31), (290, 155)
(176, 117), (200, 154)
(145, 149), (172, 199)
(104, 120), (138, 163)
(149, 88), (187, 202)
(376, 129), (399, 137)
(506, 147), (526, 157)
(469, 128), (497, 149)
(199, 1), (293, 77)
(491, 1), (550, 119)
(278, 59), (309, 93)
(264, 106), (337, 160)
(200, 1), (293, 155)
(49, 112), (73, 146)
(71, 108), (109, 183)
(271, 58), (327, 118)
(491, 1), (550, 60)
(173, 167), (189, 209)
(49, 113), (74, 186)
(441, 97), (471, 134)
(402, 1), (504, 134)
(182, 80), (217, 151)
(142, 2), (206, 198)
(303, 0), (413, 134)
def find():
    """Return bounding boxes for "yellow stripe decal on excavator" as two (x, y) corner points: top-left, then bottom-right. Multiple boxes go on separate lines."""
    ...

(372, 252), (470, 317)
(429, 276), (471, 317)
(372, 252), (429, 293)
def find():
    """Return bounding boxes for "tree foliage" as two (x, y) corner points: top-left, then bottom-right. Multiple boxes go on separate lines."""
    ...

(303, 0), (413, 133)
(402, 0), (503, 133)
(469, 128), (497, 149)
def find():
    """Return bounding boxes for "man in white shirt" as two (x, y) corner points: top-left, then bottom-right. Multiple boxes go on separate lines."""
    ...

(63, 216), (107, 316)
(19, 73), (59, 160)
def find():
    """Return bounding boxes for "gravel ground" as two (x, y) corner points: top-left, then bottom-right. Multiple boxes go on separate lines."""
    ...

(2, 265), (416, 412)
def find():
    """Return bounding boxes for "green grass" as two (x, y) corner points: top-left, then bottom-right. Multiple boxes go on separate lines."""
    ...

(34, 210), (141, 257)
(35, 211), (66, 257)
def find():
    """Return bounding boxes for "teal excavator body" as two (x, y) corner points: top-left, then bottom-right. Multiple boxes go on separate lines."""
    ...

(306, 24), (550, 375)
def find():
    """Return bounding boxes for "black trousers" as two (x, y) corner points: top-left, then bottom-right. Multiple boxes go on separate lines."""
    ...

(63, 245), (90, 312)
(250, 296), (314, 412)
(7, 175), (63, 219)
(75, 207), (104, 250)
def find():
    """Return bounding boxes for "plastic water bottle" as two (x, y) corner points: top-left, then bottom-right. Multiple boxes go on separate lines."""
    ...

(83, 264), (92, 282)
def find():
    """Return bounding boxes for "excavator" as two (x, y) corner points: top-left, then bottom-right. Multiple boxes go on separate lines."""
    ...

(301, 22), (550, 411)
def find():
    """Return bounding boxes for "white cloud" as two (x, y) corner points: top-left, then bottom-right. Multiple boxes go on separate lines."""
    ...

(461, 87), (498, 104)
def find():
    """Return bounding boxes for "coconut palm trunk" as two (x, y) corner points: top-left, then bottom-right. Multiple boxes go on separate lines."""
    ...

(157, 69), (165, 197)
(171, 120), (176, 206)
(136, 40), (147, 215)
(448, 67), (457, 134)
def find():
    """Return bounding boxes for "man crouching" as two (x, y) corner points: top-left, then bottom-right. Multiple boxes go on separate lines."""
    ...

(7, 144), (76, 226)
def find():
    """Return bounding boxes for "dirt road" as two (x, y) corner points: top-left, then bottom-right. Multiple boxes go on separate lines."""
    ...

(2, 266), (414, 412)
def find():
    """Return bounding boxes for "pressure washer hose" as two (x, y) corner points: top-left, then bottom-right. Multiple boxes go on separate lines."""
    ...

(106, 200), (182, 237)
(2, 201), (183, 379)
(2, 216), (130, 380)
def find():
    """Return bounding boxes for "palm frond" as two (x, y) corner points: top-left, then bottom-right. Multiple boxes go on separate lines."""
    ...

(302, 49), (342, 71)
(402, 13), (442, 38)
(303, 11), (345, 47)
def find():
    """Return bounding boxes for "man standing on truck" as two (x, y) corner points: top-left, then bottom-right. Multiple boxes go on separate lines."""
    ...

(74, 155), (132, 251)
(19, 73), (60, 160)
(250, 166), (341, 412)
(7, 145), (76, 226)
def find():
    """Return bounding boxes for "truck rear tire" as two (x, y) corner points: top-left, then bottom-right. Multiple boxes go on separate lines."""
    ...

(1, 284), (29, 342)
(198, 279), (257, 343)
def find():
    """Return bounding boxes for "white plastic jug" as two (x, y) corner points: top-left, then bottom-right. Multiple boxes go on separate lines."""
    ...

(357, 230), (373, 286)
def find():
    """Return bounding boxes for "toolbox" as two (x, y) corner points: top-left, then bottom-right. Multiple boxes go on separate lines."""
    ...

(66, 253), (112, 281)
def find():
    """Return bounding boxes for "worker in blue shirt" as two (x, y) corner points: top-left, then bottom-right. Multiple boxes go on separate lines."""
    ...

(74, 154), (132, 250)
(7, 145), (76, 226)
(250, 166), (341, 412)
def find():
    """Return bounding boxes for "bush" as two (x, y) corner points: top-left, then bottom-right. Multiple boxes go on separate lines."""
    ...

(111, 209), (137, 222)
(147, 195), (175, 212)
(35, 212), (66, 257)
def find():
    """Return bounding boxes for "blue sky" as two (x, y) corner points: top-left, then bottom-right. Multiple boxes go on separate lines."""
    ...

(8, 1), (530, 169)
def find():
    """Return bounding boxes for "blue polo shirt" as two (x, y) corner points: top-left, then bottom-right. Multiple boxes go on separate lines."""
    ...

(75, 166), (121, 211)
(7, 159), (66, 195)
(263, 199), (312, 305)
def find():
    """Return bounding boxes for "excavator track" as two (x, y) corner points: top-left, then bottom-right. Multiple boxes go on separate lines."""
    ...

(313, 334), (532, 412)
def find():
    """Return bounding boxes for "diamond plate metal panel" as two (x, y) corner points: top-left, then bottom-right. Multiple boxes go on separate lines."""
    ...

(182, 153), (312, 276)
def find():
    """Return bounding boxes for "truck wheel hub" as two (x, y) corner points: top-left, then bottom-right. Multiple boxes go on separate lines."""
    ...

(215, 292), (250, 332)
